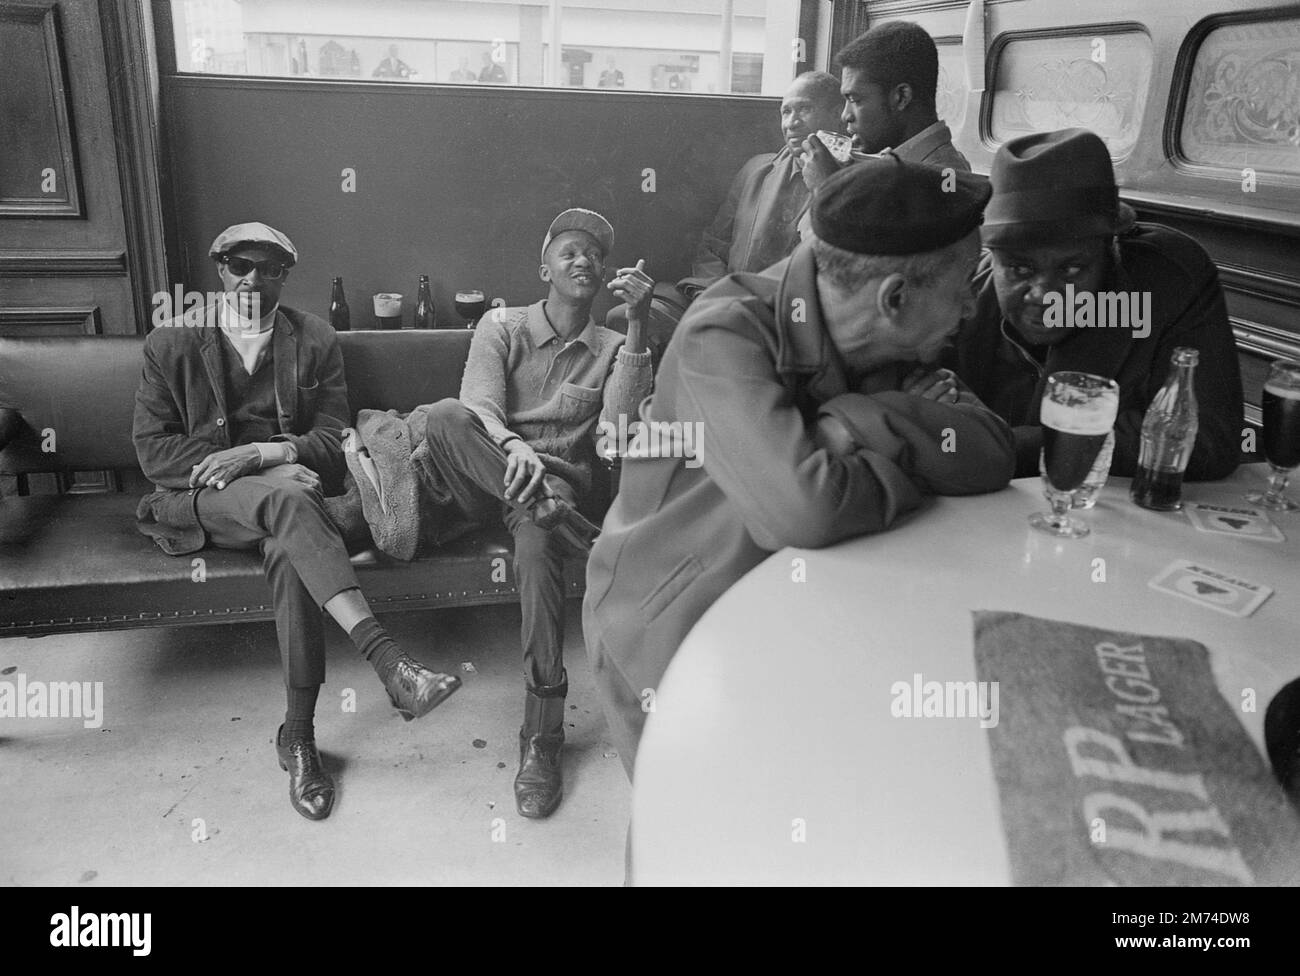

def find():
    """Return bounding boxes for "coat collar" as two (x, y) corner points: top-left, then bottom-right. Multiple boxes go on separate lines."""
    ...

(894, 121), (955, 164)
(772, 243), (850, 401)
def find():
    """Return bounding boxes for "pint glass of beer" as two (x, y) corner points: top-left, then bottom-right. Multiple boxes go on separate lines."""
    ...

(1246, 359), (1300, 512)
(1029, 371), (1120, 538)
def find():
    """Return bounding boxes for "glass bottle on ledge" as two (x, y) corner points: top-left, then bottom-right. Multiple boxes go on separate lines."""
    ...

(414, 275), (437, 329)
(329, 277), (350, 331)
(1131, 347), (1199, 511)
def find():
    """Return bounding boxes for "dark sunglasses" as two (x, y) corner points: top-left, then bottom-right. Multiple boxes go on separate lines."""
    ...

(221, 255), (288, 280)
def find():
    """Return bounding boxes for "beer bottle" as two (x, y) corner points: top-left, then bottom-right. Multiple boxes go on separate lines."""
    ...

(414, 275), (437, 329)
(1131, 348), (1199, 511)
(329, 277), (350, 331)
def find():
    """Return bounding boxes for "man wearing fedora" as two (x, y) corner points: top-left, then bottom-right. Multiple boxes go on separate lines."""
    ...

(946, 128), (1244, 479)
(585, 158), (1017, 784)
(133, 222), (461, 822)
(419, 208), (654, 818)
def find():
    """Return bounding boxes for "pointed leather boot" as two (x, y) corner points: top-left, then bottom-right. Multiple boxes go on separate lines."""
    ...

(275, 724), (335, 821)
(515, 671), (568, 819)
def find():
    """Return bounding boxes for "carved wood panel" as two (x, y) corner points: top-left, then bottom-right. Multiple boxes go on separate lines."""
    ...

(0, 0), (83, 216)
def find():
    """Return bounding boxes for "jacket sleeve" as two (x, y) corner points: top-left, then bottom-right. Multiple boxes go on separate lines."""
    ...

(677, 157), (766, 297)
(1110, 267), (1243, 482)
(671, 310), (926, 552)
(819, 391), (1016, 495)
(459, 313), (516, 445)
(132, 339), (217, 489)
(272, 331), (348, 486)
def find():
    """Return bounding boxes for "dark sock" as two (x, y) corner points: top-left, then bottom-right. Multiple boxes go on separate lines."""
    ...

(349, 616), (403, 674)
(282, 685), (319, 744)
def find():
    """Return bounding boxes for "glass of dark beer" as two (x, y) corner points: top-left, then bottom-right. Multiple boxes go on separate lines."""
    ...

(1246, 359), (1300, 512)
(454, 290), (487, 329)
(1030, 371), (1120, 538)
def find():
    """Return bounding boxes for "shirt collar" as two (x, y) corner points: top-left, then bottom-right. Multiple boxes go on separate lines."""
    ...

(893, 121), (953, 163)
(527, 299), (599, 351)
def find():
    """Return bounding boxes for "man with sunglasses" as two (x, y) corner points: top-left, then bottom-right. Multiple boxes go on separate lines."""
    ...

(133, 221), (461, 823)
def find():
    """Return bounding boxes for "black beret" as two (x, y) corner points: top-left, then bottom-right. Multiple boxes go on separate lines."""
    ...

(811, 154), (991, 255)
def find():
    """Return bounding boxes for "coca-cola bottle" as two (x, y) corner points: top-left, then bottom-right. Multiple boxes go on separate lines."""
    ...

(329, 277), (350, 331)
(414, 275), (437, 329)
(1131, 347), (1199, 511)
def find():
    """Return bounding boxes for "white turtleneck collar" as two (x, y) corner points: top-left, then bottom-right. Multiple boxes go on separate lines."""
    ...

(219, 294), (278, 374)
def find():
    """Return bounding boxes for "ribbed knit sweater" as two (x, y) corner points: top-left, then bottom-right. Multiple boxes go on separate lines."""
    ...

(459, 300), (653, 492)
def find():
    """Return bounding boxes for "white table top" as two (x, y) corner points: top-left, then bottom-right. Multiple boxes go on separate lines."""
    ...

(631, 465), (1299, 885)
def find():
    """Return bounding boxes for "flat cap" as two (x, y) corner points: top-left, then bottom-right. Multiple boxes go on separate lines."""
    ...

(542, 208), (614, 262)
(811, 155), (991, 255)
(209, 221), (298, 266)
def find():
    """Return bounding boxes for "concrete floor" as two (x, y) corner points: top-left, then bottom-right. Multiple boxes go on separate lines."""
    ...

(0, 601), (630, 886)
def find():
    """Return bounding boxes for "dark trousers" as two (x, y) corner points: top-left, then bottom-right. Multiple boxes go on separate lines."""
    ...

(423, 399), (573, 688)
(196, 475), (359, 688)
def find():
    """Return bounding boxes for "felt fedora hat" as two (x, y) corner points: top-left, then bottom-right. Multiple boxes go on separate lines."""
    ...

(982, 128), (1135, 248)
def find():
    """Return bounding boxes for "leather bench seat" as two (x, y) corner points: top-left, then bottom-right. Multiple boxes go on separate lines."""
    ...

(0, 491), (585, 638)
(0, 330), (592, 639)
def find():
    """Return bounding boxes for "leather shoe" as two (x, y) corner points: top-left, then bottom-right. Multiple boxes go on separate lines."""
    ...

(380, 653), (461, 721)
(516, 730), (564, 819)
(275, 725), (335, 821)
(514, 671), (568, 818)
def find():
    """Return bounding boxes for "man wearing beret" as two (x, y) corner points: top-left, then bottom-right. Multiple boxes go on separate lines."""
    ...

(584, 158), (1016, 782)
(945, 128), (1244, 479)
(800, 21), (970, 196)
(133, 221), (460, 822)
(418, 208), (654, 818)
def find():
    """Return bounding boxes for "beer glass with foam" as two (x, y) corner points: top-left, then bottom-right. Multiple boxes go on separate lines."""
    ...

(1030, 371), (1120, 538)
(1246, 359), (1300, 512)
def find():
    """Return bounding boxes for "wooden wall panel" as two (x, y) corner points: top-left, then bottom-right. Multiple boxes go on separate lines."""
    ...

(0, 1), (83, 216)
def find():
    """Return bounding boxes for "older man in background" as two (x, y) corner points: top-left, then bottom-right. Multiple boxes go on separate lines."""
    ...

(607, 71), (843, 362)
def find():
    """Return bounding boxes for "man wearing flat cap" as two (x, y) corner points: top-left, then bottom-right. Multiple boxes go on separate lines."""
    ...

(584, 158), (1016, 783)
(417, 208), (654, 818)
(946, 128), (1244, 479)
(133, 221), (460, 823)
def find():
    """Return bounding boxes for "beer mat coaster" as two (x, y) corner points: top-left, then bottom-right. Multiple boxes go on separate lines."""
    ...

(972, 610), (1300, 886)
(1184, 502), (1284, 543)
